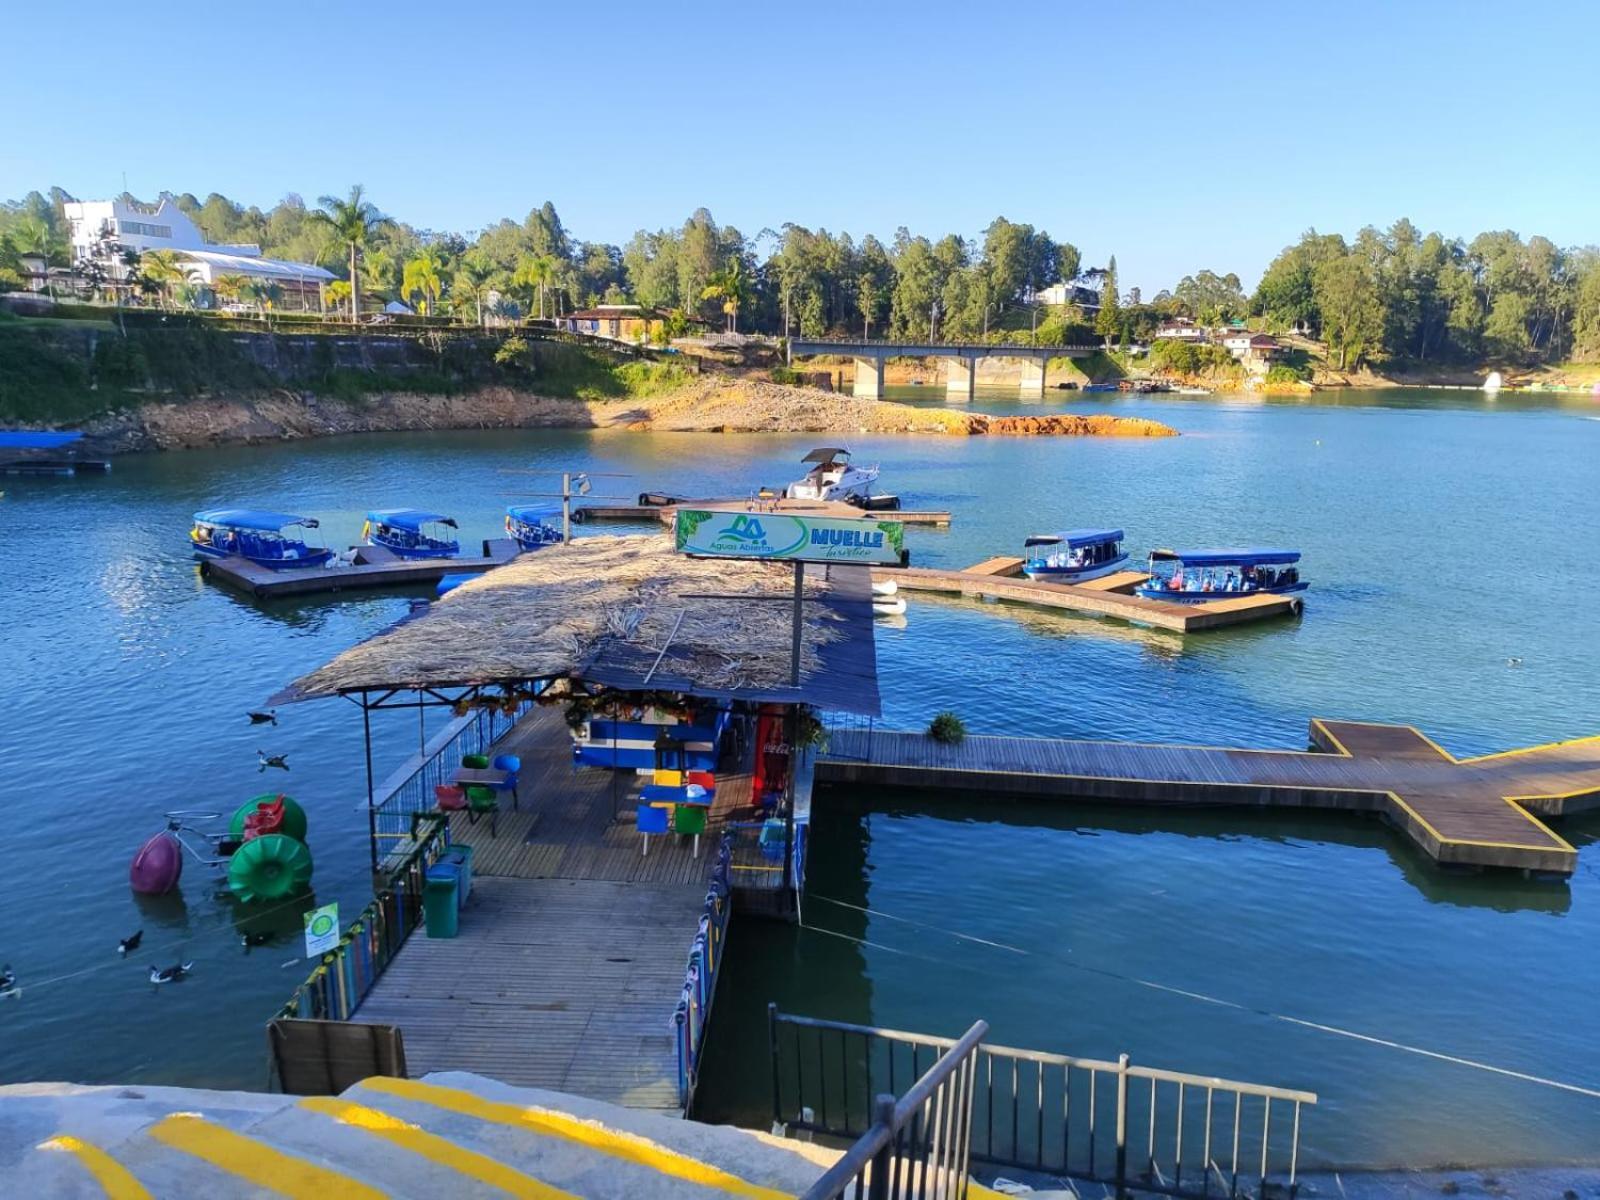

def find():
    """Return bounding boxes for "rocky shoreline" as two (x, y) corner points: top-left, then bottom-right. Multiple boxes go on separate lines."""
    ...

(71, 377), (1177, 454)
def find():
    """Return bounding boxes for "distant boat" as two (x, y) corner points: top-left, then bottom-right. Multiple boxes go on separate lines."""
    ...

(785, 447), (882, 504)
(1483, 371), (1503, 394)
(364, 509), (461, 559)
(1021, 529), (1128, 583)
(1136, 548), (1307, 603)
(505, 505), (565, 551)
(190, 509), (334, 569)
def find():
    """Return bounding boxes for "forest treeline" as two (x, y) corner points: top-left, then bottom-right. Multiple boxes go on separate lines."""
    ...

(3, 186), (1597, 367)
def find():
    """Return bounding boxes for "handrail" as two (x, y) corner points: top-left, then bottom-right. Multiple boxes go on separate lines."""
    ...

(771, 1009), (1316, 1199)
(674, 833), (735, 1112)
(800, 1019), (988, 1200)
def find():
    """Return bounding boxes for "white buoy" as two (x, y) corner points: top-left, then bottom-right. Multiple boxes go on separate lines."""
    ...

(872, 596), (907, 616)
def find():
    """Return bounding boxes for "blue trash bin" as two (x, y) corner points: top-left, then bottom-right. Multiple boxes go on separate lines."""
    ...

(442, 849), (472, 910)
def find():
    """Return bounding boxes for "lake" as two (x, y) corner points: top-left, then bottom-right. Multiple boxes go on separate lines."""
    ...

(1, 388), (1596, 1168)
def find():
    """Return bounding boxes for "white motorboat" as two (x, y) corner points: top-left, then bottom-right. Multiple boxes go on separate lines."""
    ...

(784, 448), (885, 505)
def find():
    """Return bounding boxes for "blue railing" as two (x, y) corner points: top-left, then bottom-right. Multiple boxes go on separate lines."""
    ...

(370, 695), (539, 857)
(276, 815), (452, 1022)
(674, 834), (734, 1112)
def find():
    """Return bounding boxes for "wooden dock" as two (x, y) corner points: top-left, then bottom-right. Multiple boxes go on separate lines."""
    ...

(876, 560), (1299, 632)
(357, 706), (756, 1113)
(573, 497), (953, 527)
(817, 720), (1600, 875)
(199, 538), (520, 599)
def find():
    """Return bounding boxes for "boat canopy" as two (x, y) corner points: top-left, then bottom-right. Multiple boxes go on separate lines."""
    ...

(1151, 548), (1301, 567)
(367, 509), (458, 530)
(506, 504), (561, 522)
(1025, 528), (1124, 549)
(0, 430), (84, 449)
(193, 508), (319, 531)
(801, 447), (850, 463)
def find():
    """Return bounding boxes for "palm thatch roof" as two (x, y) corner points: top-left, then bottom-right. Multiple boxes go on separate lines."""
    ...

(276, 533), (880, 713)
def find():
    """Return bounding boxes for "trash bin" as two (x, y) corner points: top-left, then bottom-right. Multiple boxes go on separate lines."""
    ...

(423, 866), (460, 938)
(442, 847), (473, 909)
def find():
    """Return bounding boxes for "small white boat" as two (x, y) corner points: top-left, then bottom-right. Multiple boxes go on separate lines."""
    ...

(872, 595), (907, 616)
(785, 448), (883, 505)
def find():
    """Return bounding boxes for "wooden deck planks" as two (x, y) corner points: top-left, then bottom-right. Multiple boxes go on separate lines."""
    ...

(820, 721), (1594, 875)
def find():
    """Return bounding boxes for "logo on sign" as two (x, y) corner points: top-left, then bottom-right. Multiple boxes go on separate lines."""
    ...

(724, 516), (767, 543)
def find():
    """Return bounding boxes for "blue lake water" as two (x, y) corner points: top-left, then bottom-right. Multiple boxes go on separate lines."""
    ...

(1, 388), (1597, 1167)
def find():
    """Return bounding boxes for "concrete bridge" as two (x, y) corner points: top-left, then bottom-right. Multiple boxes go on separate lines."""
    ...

(788, 338), (1098, 400)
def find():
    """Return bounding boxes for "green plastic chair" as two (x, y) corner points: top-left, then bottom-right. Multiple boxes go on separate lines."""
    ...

(462, 754), (490, 770)
(673, 804), (708, 858)
(465, 784), (498, 837)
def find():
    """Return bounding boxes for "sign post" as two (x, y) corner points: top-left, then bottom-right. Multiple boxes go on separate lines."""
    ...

(303, 902), (340, 958)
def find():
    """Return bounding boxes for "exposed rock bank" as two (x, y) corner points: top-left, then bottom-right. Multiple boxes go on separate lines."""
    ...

(75, 377), (1177, 454)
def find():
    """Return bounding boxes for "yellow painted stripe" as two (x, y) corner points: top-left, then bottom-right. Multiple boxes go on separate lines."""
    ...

(358, 1076), (791, 1199)
(37, 1135), (153, 1200)
(300, 1098), (576, 1199)
(147, 1113), (386, 1199)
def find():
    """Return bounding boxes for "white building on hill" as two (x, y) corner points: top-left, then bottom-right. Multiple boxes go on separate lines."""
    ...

(63, 195), (333, 308)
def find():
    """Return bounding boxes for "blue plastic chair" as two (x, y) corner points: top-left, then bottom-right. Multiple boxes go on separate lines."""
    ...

(636, 803), (671, 856)
(492, 754), (521, 810)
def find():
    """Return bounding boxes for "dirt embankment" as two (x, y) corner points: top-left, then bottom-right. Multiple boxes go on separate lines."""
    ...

(77, 377), (1177, 454)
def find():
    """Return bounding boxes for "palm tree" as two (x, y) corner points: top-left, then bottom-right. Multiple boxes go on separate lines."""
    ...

(512, 253), (559, 321)
(322, 279), (353, 318)
(361, 247), (398, 303)
(308, 185), (392, 324)
(213, 272), (251, 311)
(702, 257), (751, 333)
(138, 249), (185, 308)
(452, 252), (498, 327)
(402, 247), (445, 316)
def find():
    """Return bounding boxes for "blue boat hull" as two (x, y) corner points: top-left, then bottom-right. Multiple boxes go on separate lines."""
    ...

(192, 541), (335, 570)
(1021, 554), (1129, 584)
(1136, 581), (1309, 604)
(367, 534), (460, 559)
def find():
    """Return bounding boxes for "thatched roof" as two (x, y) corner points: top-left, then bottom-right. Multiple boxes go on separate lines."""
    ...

(277, 533), (880, 713)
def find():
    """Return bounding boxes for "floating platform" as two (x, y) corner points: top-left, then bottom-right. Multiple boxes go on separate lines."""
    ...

(0, 458), (112, 476)
(573, 496), (953, 527)
(878, 558), (1298, 632)
(200, 538), (520, 599)
(818, 720), (1600, 875)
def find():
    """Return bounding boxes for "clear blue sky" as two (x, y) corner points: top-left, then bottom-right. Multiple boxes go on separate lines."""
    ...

(4, 0), (1595, 293)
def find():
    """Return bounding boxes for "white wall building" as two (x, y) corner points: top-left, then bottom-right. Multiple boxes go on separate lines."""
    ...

(63, 195), (333, 307)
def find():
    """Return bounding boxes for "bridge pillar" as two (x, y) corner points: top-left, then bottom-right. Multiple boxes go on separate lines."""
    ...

(852, 357), (884, 399)
(944, 356), (975, 403)
(1018, 356), (1047, 400)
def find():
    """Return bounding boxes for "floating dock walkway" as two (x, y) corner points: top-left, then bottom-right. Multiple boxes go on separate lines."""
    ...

(818, 720), (1600, 875)
(878, 556), (1298, 632)
(199, 539), (521, 599)
(574, 496), (953, 526)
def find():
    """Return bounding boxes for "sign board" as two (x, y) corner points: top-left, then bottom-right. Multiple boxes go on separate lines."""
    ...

(675, 509), (904, 566)
(303, 902), (340, 957)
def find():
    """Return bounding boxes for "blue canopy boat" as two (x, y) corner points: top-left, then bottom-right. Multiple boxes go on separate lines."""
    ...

(190, 509), (333, 569)
(1135, 548), (1307, 603)
(505, 505), (565, 551)
(1021, 528), (1128, 583)
(363, 509), (461, 559)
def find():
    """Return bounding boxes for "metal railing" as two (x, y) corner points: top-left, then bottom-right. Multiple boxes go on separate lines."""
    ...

(275, 815), (452, 1022)
(770, 1010), (1316, 1199)
(800, 1019), (988, 1200)
(673, 833), (735, 1111)
(370, 697), (538, 856)
(820, 711), (877, 762)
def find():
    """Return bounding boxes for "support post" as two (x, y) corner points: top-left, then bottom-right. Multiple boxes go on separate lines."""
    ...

(852, 356), (884, 399)
(561, 472), (571, 542)
(944, 355), (975, 403)
(1114, 1052), (1130, 1198)
(362, 691), (377, 873)
(790, 561), (805, 686)
(1019, 355), (1047, 400)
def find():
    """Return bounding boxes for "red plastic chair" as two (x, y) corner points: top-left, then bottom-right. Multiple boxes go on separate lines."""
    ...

(434, 784), (468, 812)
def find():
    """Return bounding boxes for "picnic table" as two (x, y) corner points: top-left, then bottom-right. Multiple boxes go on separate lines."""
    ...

(449, 766), (519, 809)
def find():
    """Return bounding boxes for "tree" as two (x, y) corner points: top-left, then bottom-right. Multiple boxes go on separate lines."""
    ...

(1173, 270), (1247, 324)
(401, 247), (445, 316)
(701, 256), (751, 333)
(322, 279), (352, 317)
(1313, 254), (1383, 370)
(452, 251), (498, 327)
(512, 253), (558, 320)
(308, 185), (392, 324)
(213, 272), (251, 311)
(857, 274), (880, 339)
(1095, 257), (1121, 348)
(138, 249), (185, 308)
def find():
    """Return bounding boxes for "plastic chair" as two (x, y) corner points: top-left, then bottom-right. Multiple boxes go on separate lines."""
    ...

(492, 754), (521, 810)
(673, 803), (708, 858)
(434, 784), (467, 812)
(637, 803), (671, 856)
(462, 753), (490, 770)
(465, 784), (498, 836)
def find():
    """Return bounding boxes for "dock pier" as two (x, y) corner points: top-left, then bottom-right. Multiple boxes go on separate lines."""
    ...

(817, 720), (1600, 875)
(200, 538), (521, 599)
(573, 496), (953, 527)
